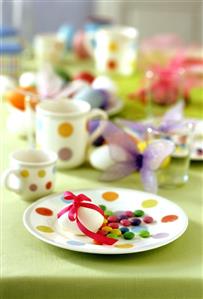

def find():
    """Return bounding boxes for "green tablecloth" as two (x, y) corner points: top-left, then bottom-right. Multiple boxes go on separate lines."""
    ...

(1, 68), (203, 299)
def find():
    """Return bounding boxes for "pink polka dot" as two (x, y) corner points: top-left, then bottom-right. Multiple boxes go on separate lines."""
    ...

(29, 184), (38, 192)
(58, 148), (73, 161)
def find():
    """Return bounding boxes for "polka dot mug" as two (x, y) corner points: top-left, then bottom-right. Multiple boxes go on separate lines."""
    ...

(36, 99), (108, 168)
(2, 149), (57, 201)
(94, 26), (139, 76)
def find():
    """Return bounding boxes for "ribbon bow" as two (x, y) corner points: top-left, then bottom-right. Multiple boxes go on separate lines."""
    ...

(57, 191), (117, 245)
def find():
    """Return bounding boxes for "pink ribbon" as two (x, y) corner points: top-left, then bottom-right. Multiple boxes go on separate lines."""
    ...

(57, 191), (117, 245)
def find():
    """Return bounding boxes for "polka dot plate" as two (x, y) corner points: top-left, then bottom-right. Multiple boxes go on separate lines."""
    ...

(23, 188), (188, 254)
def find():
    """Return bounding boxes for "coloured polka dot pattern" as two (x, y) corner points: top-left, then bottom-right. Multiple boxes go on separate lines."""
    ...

(161, 215), (178, 223)
(38, 169), (46, 178)
(29, 184), (38, 192)
(67, 240), (85, 246)
(142, 199), (158, 208)
(102, 191), (119, 201)
(107, 59), (117, 70)
(35, 207), (53, 216)
(58, 147), (73, 161)
(152, 233), (170, 239)
(131, 226), (148, 233)
(36, 225), (54, 233)
(20, 169), (29, 177)
(58, 122), (73, 138)
(115, 244), (134, 249)
(108, 41), (118, 52)
(45, 181), (52, 190)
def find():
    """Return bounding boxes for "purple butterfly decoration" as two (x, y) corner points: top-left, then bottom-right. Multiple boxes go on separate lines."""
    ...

(99, 121), (175, 194)
(115, 101), (185, 136)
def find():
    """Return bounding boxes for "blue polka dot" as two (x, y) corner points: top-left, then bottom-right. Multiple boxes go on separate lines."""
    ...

(131, 225), (148, 233)
(67, 240), (85, 246)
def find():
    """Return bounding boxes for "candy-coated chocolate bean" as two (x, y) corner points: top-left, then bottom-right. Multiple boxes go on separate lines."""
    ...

(117, 214), (128, 221)
(123, 231), (135, 240)
(120, 227), (129, 234)
(130, 218), (142, 226)
(111, 229), (122, 236)
(139, 230), (150, 238)
(124, 211), (134, 217)
(108, 222), (119, 229)
(134, 209), (145, 217)
(107, 233), (119, 239)
(103, 218), (108, 225)
(104, 210), (114, 216)
(120, 219), (131, 226)
(108, 215), (119, 223)
(143, 216), (154, 224)
(99, 204), (107, 211)
(101, 226), (112, 233)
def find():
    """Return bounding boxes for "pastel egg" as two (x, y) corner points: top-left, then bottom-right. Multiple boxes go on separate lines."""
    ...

(92, 76), (117, 94)
(73, 86), (105, 108)
(57, 206), (104, 235)
(88, 145), (114, 170)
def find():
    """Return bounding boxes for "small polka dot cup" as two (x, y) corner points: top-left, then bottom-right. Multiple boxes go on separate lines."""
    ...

(36, 99), (107, 168)
(2, 149), (57, 201)
(94, 26), (139, 76)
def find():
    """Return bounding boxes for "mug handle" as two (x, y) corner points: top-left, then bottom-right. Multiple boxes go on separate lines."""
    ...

(87, 108), (108, 145)
(2, 169), (23, 194)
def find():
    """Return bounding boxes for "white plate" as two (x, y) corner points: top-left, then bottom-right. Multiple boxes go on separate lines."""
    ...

(23, 188), (188, 254)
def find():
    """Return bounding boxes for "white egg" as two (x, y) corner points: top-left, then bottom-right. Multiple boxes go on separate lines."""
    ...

(92, 76), (117, 94)
(57, 206), (104, 235)
(88, 145), (115, 170)
(19, 72), (36, 88)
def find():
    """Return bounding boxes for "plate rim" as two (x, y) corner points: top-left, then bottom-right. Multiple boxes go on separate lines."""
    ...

(23, 187), (188, 255)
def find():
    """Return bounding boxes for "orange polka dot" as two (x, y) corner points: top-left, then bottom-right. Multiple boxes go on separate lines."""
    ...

(45, 181), (52, 190)
(115, 244), (134, 249)
(102, 191), (119, 201)
(20, 169), (29, 177)
(35, 207), (53, 216)
(107, 59), (117, 70)
(161, 215), (178, 223)
(108, 41), (118, 52)
(58, 123), (73, 138)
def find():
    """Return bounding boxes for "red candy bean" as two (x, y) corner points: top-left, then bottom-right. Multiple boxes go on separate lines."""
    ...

(120, 219), (131, 226)
(143, 216), (154, 224)
(124, 211), (134, 217)
(108, 215), (118, 223)
(108, 222), (119, 229)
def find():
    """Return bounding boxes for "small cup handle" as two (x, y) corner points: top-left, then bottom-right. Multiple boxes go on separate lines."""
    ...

(87, 108), (108, 145)
(2, 169), (23, 194)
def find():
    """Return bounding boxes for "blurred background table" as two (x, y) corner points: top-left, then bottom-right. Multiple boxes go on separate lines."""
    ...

(1, 66), (203, 299)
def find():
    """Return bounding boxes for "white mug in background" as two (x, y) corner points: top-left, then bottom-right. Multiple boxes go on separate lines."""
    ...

(94, 26), (139, 76)
(36, 99), (108, 168)
(2, 149), (57, 201)
(34, 33), (65, 66)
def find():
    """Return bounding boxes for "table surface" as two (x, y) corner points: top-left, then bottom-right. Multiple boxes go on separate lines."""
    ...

(1, 58), (203, 299)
